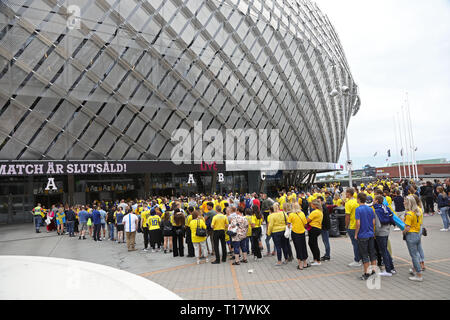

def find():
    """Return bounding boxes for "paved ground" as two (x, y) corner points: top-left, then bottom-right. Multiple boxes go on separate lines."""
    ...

(1, 214), (449, 300)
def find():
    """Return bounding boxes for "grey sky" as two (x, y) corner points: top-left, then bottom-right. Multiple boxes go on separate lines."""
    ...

(314, 0), (450, 171)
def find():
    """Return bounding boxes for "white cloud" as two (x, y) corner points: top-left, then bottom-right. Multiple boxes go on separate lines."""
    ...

(314, 0), (450, 170)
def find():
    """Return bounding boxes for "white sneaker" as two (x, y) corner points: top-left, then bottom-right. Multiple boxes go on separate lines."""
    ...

(205, 258), (209, 263)
(152, 249), (155, 253)
(408, 276), (423, 282)
(311, 261), (321, 266)
(348, 261), (362, 267)
(440, 228), (448, 232)
(142, 248), (148, 252)
(379, 271), (392, 277)
(196, 260), (200, 265)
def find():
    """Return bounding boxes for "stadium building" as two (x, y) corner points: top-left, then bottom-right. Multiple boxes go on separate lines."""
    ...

(0, 0), (360, 223)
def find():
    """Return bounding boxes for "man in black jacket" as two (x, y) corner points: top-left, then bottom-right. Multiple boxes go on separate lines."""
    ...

(65, 206), (76, 237)
(318, 196), (331, 261)
(420, 181), (435, 215)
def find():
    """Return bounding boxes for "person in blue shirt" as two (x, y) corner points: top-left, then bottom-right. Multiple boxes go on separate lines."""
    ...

(99, 208), (107, 240)
(92, 207), (102, 242)
(115, 207), (125, 243)
(78, 206), (89, 240)
(355, 192), (377, 281)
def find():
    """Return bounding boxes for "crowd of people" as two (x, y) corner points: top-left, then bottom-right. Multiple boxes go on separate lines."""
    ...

(31, 177), (450, 283)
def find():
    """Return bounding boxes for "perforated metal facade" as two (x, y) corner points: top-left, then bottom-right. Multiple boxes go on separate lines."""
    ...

(0, 0), (360, 167)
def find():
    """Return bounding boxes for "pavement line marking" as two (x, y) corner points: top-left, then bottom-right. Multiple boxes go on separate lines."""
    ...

(425, 258), (450, 264)
(393, 256), (411, 263)
(229, 260), (243, 300)
(140, 258), (450, 294)
(139, 262), (197, 277)
(175, 284), (233, 293)
(425, 267), (450, 277)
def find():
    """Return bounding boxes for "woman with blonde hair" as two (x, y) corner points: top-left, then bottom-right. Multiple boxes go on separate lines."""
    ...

(267, 202), (290, 266)
(412, 194), (426, 272)
(288, 203), (309, 269)
(403, 195), (424, 282)
(333, 193), (343, 207)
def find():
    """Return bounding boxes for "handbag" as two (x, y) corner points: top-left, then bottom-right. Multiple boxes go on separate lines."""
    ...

(163, 220), (173, 232)
(195, 220), (207, 237)
(419, 214), (427, 236)
(283, 212), (291, 239)
(175, 227), (184, 236)
(227, 223), (239, 237)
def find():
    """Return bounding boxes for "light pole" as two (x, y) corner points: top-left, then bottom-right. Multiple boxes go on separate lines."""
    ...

(330, 86), (356, 188)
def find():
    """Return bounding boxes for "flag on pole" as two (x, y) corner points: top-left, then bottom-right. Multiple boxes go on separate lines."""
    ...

(373, 152), (377, 157)
(387, 149), (391, 157)
(400, 149), (403, 156)
(414, 147), (418, 151)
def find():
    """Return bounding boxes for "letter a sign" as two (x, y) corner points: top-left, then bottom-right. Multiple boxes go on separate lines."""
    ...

(187, 174), (195, 185)
(45, 178), (57, 191)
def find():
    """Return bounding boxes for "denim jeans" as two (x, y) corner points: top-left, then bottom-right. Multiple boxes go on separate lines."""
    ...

(34, 216), (42, 231)
(272, 231), (289, 262)
(232, 238), (248, 255)
(440, 207), (449, 229)
(108, 223), (115, 240)
(346, 229), (361, 262)
(321, 230), (330, 257)
(406, 232), (422, 273)
(418, 226), (425, 262)
(244, 237), (250, 254)
(376, 236), (394, 272)
(93, 224), (101, 241)
(67, 221), (75, 236)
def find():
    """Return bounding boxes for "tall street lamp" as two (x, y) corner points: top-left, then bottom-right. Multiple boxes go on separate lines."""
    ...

(330, 85), (357, 188)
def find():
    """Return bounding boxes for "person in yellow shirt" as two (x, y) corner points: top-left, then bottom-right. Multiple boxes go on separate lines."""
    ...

(403, 195), (424, 282)
(333, 193), (343, 207)
(383, 190), (394, 211)
(220, 198), (228, 212)
(345, 188), (361, 267)
(250, 206), (264, 260)
(140, 205), (150, 251)
(306, 200), (323, 266)
(267, 203), (289, 266)
(189, 210), (208, 264)
(278, 192), (287, 210)
(288, 203), (308, 269)
(210, 208), (228, 264)
(147, 210), (162, 252)
(244, 208), (253, 256)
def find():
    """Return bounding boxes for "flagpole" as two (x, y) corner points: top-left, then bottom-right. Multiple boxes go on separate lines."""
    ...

(406, 93), (418, 181)
(393, 114), (402, 180)
(401, 104), (412, 179)
(397, 111), (407, 179)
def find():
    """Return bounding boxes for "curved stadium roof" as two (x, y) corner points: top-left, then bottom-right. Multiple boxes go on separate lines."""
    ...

(0, 0), (360, 171)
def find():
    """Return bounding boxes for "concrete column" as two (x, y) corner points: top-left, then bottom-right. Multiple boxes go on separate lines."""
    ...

(144, 173), (150, 199)
(211, 171), (217, 194)
(68, 175), (74, 206)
